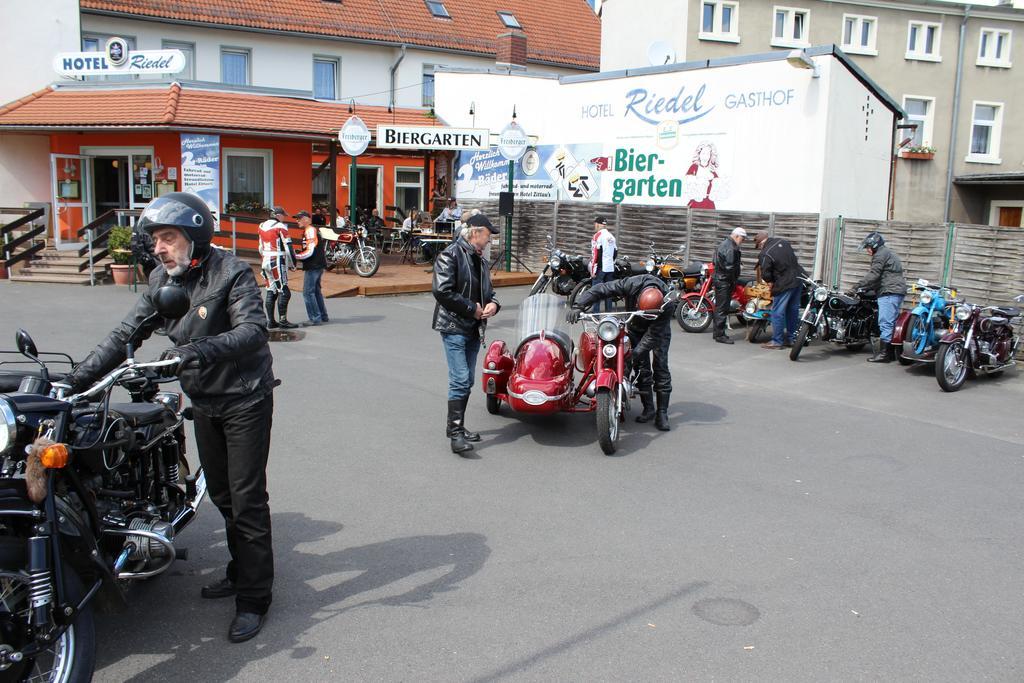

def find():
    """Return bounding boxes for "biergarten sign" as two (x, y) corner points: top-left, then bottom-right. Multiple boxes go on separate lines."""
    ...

(53, 38), (186, 78)
(376, 125), (490, 151)
(339, 116), (371, 156)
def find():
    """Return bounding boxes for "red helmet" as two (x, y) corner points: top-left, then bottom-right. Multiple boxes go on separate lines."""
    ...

(638, 287), (664, 311)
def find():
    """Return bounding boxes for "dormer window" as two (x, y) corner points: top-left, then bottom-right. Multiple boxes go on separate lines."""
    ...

(426, 1), (450, 19)
(498, 11), (521, 29)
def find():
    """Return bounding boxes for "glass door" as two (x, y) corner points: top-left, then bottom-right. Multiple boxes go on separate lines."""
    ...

(50, 154), (93, 250)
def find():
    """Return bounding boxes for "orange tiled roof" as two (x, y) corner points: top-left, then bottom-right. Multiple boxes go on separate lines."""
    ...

(80, 0), (600, 70)
(0, 84), (437, 139)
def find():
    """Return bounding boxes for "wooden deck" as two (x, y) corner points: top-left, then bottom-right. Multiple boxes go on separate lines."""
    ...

(254, 254), (536, 298)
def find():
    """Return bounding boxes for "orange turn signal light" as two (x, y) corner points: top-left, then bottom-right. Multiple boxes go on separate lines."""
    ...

(39, 443), (70, 469)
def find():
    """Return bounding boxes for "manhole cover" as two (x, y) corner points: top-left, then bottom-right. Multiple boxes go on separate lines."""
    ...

(692, 598), (760, 626)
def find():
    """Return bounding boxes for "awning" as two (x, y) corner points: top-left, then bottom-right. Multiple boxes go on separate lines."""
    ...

(0, 82), (439, 141)
(953, 173), (1024, 186)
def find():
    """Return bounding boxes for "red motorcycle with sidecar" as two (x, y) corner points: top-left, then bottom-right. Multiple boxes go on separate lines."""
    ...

(482, 292), (676, 455)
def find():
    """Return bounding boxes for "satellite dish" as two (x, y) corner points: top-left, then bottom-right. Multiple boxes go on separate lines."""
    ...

(647, 41), (676, 67)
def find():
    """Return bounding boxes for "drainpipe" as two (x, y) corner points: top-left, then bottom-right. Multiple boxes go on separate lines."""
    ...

(389, 45), (407, 110)
(943, 7), (969, 223)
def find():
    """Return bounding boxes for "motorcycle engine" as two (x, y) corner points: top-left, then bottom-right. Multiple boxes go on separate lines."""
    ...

(337, 244), (355, 266)
(553, 275), (576, 296)
(833, 318), (848, 342)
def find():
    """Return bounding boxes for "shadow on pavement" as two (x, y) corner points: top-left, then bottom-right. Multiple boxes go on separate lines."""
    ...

(95, 513), (490, 681)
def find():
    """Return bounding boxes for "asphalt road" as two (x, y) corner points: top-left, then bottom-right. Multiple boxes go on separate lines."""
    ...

(2, 281), (1023, 681)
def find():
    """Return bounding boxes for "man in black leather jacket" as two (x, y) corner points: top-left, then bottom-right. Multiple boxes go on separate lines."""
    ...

(712, 227), (747, 344)
(570, 274), (675, 431)
(66, 193), (276, 644)
(432, 216), (500, 457)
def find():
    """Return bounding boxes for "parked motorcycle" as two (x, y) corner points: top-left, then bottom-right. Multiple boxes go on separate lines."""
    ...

(674, 262), (752, 333)
(529, 236), (590, 298)
(642, 242), (703, 293)
(892, 279), (958, 366)
(742, 281), (774, 343)
(934, 294), (1023, 392)
(566, 255), (647, 310)
(319, 224), (380, 277)
(789, 278), (879, 361)
(0, 286), (205, 681)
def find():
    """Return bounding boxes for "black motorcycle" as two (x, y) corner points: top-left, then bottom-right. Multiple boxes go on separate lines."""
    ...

(529, 236), (590, 299)
(789, 278), (880, 361)
(567, 256), (647, 309)
(0, 285), (206, 681)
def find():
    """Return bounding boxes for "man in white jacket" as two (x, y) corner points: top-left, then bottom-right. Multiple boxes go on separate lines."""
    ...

(589, 216), (617, 313)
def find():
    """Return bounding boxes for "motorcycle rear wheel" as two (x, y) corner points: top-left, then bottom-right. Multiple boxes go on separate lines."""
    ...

(789, 321), (813, 361)
(354, 248), (380, 277)
(486, 395), (501, 415)
(676, 297), (712, 333)
(595, 389), (619, 456)
(936, 341), (968, 392)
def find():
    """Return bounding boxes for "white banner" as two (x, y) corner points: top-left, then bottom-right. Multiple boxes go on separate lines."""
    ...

(53, 49), (186, 78)
(180, 134), (220, 224)
(376, 125), (490, 150)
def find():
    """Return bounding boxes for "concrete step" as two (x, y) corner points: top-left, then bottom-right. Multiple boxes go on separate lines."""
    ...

(19, 264), (93, 276)
(9, 273), (96, 285)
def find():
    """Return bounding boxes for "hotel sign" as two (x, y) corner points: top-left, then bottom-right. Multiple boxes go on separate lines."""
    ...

(376, 125), (490, 151)
(54, 39), (185, 78)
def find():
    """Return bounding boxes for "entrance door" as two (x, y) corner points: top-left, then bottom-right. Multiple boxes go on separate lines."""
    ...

(93, 156), (129, 215)
(50, 154), (93, 250)
(356, 167), (381, 222)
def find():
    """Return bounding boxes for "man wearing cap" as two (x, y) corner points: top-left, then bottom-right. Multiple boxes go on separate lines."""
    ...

(712, 227), (747, 344)
(293, 210), (329, 327)
(754, 231), (806, 349)
(432, 213), (501, 457)
(258, 207), (297, 329)
(589, 216), (617, 313)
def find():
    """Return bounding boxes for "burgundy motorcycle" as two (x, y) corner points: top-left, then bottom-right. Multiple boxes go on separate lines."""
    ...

(935, 294), (1023, 392)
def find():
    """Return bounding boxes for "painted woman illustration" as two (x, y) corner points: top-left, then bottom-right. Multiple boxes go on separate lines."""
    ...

(685, 142), (720, 209)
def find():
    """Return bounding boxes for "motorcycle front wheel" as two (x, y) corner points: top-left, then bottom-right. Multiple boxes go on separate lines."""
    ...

(528, 274), (550, 297)
(936, 341), (969, 392)
(568, 279), (593, 309)
(595, 388), (619, 456)
(354, 248), (380, 277)
(899, 314), (927, 365)
(746, 319), (769, 343)
(789, 321), (814, 361)
(0, 563), (95, 683)
(676, 297), (712, 333)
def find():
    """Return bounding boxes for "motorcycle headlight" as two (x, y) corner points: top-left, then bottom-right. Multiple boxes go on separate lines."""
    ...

(744, 301), (757, 315)
(955, 305), (972, 321)
(597, 319), (619, 342)
(0, 398), (16, 457)
(360, 227), (368, 238)
(549, 256), (560, 268)
(602, 343), (617, 358)
(920, 291), (934, 305)
(645, 260), (655, 272)
(814, 287), (828, 302)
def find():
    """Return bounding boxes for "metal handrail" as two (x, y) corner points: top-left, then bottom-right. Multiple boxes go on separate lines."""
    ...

(0, 208), (45, 239)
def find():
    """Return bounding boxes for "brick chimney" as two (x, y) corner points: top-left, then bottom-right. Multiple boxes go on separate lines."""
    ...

(496, 31), (528, 68)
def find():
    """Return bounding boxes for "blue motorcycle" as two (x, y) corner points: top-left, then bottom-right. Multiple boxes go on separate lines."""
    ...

(892, 279), (958, 366)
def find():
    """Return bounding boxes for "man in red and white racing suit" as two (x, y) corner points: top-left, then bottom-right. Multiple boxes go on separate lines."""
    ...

(258, 207), (297, 329)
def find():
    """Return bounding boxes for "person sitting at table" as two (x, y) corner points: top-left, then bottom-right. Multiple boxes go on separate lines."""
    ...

(438, 198), (462, 223)
(402, 208), (420, 234)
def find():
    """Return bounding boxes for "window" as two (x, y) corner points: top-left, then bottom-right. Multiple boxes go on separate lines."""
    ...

(223, 149), (273, 210)
(841, 14), (877, 55)
(82, 34), (137, 81)
(396, 168), (424, 213)
(162, 40), (195, 80)
(902, 96), (935, 148)
(977, 28), (1012, 67)
(220, 47), (250, 86)
(907, 21), (941, 61)
(700, 1), (739, 43)
(422, 64), (435, 107)
(312, 164), (332, 205)
(497, 11), (521, 29)
(772, 7), (809, 48)
(313, 57), (340, 100)
(425, 0), (450, 18)
(967, 101), (1003, 163)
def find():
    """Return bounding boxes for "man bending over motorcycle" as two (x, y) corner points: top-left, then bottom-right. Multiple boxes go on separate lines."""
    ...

(66, 193), (277, 644)
(568, 274), (675, 431)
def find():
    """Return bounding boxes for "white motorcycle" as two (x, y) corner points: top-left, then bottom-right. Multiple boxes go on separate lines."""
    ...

(319, 223), (380, 278)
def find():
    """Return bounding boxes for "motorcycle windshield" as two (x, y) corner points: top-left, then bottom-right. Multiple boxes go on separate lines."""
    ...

(516, 294), (571, 349)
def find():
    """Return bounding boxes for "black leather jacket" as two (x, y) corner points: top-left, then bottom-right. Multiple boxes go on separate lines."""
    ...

(713, 237), (741, 283)
(574, 274), (674, 336)
(72, 248), (275, 416)
(431, 237), (500, 335)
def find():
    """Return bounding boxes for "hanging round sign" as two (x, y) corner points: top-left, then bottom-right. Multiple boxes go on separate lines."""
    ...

(339, 116), (371, 156)
(497, 121), (528, 161)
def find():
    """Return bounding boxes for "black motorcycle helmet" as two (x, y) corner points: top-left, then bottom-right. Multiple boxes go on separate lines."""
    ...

(136, 192), (216, 262)
(860, 231), (885, 251)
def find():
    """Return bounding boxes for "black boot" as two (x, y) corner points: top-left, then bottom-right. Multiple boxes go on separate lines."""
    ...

(277, 286), (297, 329)
(867, 341), (893, 363)
(264, 291), (279, 329)
(635, 390), (656, 423)
(654, 392), (671, 431)
(447, 400), (476, 457)
(459, 397), (481, 442)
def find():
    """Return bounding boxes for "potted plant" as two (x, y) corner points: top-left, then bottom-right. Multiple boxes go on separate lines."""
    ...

(225, 201), (271, 218)
(107, 226), (137, 285)
(901, 145), (936, 160)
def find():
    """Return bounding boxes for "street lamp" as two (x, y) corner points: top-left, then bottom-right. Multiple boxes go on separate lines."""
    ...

(786, 49), (819, 78)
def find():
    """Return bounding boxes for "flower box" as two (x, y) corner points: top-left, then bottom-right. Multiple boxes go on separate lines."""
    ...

(901, 151), (935, 160)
